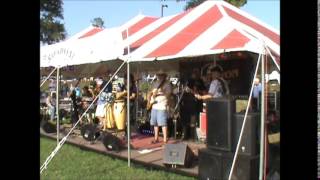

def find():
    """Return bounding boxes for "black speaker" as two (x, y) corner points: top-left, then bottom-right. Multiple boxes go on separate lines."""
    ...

(81, 124), (100, 141)
(206, 97), (235, 151)
(233, 113), (259, 156)
(41, 121), (56, 133)
(199, 149), (259, 180)
(102, 133), (122, 152)
(223, 154), (259, 180)
(163, 143), (194, 168)
(199, 149), (228, 180)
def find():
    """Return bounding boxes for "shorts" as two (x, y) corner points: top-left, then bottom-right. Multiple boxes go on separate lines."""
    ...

(150, 109), (168, 126)
(95, 104), (105, 117)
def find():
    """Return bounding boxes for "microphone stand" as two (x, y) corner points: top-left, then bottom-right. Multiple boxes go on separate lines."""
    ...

(172, 82), (186, 139)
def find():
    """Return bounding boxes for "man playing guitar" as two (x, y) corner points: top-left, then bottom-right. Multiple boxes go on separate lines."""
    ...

(147, 70), (172, 145)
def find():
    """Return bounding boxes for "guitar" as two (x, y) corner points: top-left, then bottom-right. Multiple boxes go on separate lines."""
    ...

(146, 78), (166, 111)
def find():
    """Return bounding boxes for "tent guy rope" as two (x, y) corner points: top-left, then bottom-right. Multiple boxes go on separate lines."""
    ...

(40, 67), (57, 88)
(228, 50), (262, 180)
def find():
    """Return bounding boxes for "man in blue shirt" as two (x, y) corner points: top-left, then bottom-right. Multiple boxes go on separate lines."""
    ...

(252, 77), (262, 112)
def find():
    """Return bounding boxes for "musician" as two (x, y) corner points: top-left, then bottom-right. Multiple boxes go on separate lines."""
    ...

(149, 70), (172, 145)
(180, 68), (206, 140)
(202, 70), (212, 90)
(95, 78), (113, 128)
(69, 79), (81, 127)
(117, 73), (137, 125)
(195, 66), (229, 100)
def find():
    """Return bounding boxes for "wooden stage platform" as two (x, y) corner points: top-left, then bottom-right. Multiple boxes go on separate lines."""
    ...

(40, 125), (206, 178)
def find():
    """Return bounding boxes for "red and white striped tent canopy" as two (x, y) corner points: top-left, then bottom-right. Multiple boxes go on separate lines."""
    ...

(40, 26), (124, 68)
(120, 0), (279, 67)
(41, 0), (279, 68)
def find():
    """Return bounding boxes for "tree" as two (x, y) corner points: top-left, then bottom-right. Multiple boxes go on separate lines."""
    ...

(184, 0), (205, 10)
(40, 0), (66, 45)
(224, 0), (247, 7)
(91, 17), (105, 28)
(184, 0), (247, 10)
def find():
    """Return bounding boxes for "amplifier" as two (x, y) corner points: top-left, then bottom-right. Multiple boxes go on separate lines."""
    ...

(235, 99), (249, 113)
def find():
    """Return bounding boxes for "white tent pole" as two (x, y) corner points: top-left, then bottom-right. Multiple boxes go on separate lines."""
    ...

(127, 61), (131, 167)
(40, 67), (57, 87)
(126, 28), (131, 168)
(56, 67), (60, 145)
(259, 48), (266, 180)
(228, 52), (261, 180)
(135, 64), (139, 127)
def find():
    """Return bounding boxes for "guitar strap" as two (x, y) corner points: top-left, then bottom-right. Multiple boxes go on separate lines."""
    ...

(155, 77), (166, 92)
(148, 77), (167, 109)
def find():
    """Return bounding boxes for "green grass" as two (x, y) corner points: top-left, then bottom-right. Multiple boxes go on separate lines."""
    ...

(40, 137), (196, 180)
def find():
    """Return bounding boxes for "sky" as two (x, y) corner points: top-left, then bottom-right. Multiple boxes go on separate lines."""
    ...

(62, 0), (279, 38)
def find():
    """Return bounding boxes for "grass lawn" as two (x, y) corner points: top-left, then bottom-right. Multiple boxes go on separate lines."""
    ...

(40, 137), (196, 180)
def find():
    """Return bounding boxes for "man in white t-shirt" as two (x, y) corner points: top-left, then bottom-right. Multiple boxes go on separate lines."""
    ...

(149, 70), (172, 145)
